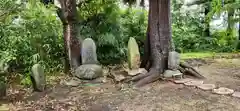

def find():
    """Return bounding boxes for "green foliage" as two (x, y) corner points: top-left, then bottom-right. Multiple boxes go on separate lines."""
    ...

(78, 0), (124, 64)
(78, 1), (147, 64)
(20, 73), (32, 86)
(211, 29), (238, 52)
(120, 8), (147, 55)
(0, 1), (63, 76)
(172, 0), (239, 52)
(0, 0), (239, 81)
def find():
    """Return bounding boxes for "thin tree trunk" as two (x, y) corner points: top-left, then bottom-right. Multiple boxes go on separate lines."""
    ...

(204, 4), (210, 37)
(236, 15), (240, 50)
(133, 0), (171, 87)
(227, 8), (234, 36)
(58, 0), (81, 74)
(239, 23), (240, 40)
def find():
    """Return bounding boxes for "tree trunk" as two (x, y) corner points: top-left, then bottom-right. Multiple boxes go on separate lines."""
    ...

(239, 22), (240, 40)
(58, 0), (81, 74)
(140, 13), (150, 70)
(204, 4), (210, 37)
(227, 8), (234, 36)
(133, 0), (171, 87)
(236, 16), (240, 50)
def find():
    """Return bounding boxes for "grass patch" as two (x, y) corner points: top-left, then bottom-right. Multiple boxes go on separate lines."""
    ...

(180, 52), (240, 60)
(180, 52), (215, 60)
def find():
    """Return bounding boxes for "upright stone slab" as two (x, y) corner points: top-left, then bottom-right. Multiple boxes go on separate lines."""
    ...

(127, 37), (140, 69)
(168, 51), (180, 70)
(81, 38), (98, 64)
(31, 64), (46, 91)
(75, 38), (102, 80)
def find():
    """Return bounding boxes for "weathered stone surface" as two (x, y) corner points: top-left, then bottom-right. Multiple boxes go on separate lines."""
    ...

(173, 78), (193, 84)
(232, 92), (240, 98)
(64, 77), (81, 87)
(213, 87), (234, 95)
(163, 70), (182, 78)
(81, 38), (98, 64)
(197, 84), (216, 91)
(74, 64), (103, 80)
(128, 68), (148, 76)
(0, 81), (6, 98)
(168, 51), (180, 70)
(127, 37), (140, 69)
(31, 64), (46, 91)
(92, 77), (108, 83)
(184, 80), (204, 86)
(172, 73), (183, 80)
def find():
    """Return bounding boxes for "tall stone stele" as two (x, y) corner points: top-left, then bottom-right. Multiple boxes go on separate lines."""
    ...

(168, 51), (180, 70)
(127, 37), (140, 69)
(81, 38), (99, 64)
(31, 64), (46, 92)
(74, 38), (103, 80)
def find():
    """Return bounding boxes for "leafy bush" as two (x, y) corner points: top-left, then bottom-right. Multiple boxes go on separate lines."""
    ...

(79, 6), (147, 64)
(0, 2), (63, 75)
(211, 30), (237, 52)
(0, 0), (238, 78)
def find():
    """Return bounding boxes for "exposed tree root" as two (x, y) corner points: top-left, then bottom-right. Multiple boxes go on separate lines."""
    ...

(132, 0), (172, 88)
(178, 62), (205, 79)
(131, 72), (149, 82)
(133, 69), (161, 87)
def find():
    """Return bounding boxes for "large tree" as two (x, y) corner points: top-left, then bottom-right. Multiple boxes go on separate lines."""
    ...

(42, 0), (172, 86)
(129, 0), (172, 87)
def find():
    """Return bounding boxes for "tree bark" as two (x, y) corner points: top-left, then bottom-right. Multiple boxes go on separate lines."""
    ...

(204, 4), (210, 37)
(140, 15), (150, 70)
(227, 8), (234, 36)
(134, 0), (171, 87)
(58, 0), (81, 74)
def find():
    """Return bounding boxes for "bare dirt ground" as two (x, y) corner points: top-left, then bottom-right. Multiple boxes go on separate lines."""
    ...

(1, 58), (240, 111)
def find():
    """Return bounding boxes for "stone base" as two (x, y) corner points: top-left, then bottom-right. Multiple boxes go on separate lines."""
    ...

(173, 78), (193, 84)
(197, 84), (216, 91)
(74, 64), (103, 80)
(213, 87), (234, 95)
(232, 92), (240, 98)
(184, 80), (204, 87)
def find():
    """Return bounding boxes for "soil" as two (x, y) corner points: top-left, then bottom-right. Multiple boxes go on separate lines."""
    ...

(1, 58), (240, 111)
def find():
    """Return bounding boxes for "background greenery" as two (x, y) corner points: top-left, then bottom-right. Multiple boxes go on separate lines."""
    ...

(0, 0), (239, 85)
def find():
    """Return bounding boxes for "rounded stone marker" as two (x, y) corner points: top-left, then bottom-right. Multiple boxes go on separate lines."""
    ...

(173, 78), (193, 84)
(213, 87), (234, 95)
(184, 80), (204, 86)
(232, 92), (240, 98)
(197, 84), (216, 91)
